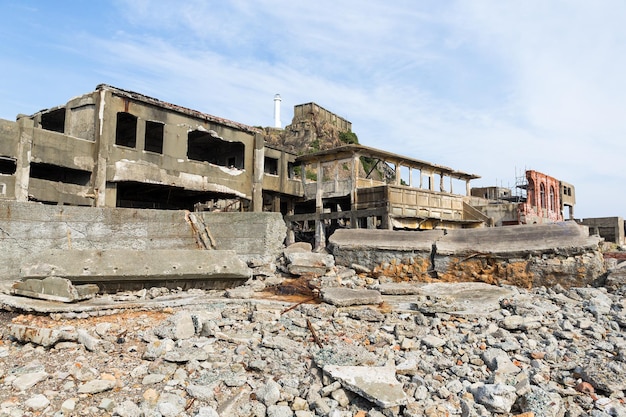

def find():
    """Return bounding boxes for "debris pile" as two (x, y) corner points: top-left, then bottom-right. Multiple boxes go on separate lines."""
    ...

(0, 264), (625, 417)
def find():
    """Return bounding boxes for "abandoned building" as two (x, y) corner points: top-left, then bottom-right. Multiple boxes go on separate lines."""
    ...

(469, 170), (576, 226)
(1, 83), (606, 249)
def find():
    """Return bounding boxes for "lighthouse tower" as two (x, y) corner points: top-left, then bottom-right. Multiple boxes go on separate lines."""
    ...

(273, 94), (282, 128)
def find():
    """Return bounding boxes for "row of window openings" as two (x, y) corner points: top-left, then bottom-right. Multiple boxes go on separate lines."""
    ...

(116, 112), (245, 169)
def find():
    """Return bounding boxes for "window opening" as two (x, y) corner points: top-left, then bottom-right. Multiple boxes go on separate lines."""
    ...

(145, 121), (164, 154)
(0, 157), (17, 175)
(30, 162), (91, 186)
(549, 186), (556, 211)
(187, 130), (245, 169)
(115, 112), (137, 148)
(41, 108), (66, 133)
(540, 183), (546, 209)
(264, 157), (278, 175)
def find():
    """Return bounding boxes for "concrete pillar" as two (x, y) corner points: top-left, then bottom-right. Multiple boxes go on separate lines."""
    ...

(394, 163), (401, 185)
(466, 180), (471, 196)
(94, 91), (109, 207)
(252, 133), (265, 212)
(14, 117), (33, 202)
(315, 161), (325, 249)
(439, 174), (444, 192)
(285, 200), (295, 246)
(351, 154), (359, 228)
(429, 172), (435, 191)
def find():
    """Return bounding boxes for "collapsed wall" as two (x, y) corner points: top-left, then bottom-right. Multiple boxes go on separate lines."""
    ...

(329, 222), (606, 288)
(0, 201), (287, 286)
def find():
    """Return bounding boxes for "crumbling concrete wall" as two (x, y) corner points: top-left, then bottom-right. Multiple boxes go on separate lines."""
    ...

(329, 222), (605, 288)
(0, 201), (286, 282)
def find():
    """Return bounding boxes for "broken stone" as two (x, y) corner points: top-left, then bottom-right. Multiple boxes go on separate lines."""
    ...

(11, 277), (99, 302)
(323, 365), (407, 408)
(8, 324), (74, 347)
(12, 371), (49, 391)
(320, 287), (382, 307)
(77, 379), (116, 394)
(153, 311), (195, 340)
(285, 251), (335, 276)
(470, 383), (517, 414)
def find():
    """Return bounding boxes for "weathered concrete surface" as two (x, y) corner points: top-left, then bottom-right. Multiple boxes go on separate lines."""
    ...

(381, 282), (515, 316)
(0, 201), (286, 282)
(435, 222), (605, 288)
(329, 229), (443, 279)
(284, 251), (335, 276)
(11, 277), (99, 302)
(320, 287), (383, 307)
(329, 223), (605, 288)
(322, 365), (407, 408)
(20, 249), (251, 291)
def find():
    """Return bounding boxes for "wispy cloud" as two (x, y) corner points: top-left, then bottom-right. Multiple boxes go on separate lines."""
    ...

(0, 1), (624, 217)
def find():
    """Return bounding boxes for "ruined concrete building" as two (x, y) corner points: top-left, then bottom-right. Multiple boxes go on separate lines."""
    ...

(0, 84), (587, 247)
(470, 170), (576, 226)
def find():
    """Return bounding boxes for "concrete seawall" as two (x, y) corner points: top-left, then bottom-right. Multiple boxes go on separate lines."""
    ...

(329, 222), (605, 288)
(0, 201), (287, 283)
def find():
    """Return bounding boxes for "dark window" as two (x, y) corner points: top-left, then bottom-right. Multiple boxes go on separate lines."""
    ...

(549, 186), (556, 211)
(115, 112), (137, 148)
(30, 162), (91, 186)
(540, 183), (546, 209)
(264, 157), (278, 175)
(145, 121), (164, 154)
(0, 157), (17, 175)
(187, 130), (245, 169)
(41, 108), (66, 133)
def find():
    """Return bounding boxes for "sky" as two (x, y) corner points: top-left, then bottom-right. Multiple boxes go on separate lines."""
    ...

(1, 1), (625, 219)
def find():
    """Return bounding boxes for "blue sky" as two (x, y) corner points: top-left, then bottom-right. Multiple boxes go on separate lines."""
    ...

(1, 1), (625, 219)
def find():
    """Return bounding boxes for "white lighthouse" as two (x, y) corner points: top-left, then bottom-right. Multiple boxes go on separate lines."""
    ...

(273, 94), (282, 128)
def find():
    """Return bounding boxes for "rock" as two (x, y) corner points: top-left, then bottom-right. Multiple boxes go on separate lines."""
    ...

(11, 276), (98, 302)
(8, 324), (74, 347)
(256, 380), (281, 406)
(143, 338), (175, 360)
(470, 383), (517, 413)
(267, 404), (294, 417)
(320, 287), (382, 307)
(77, 328), (114, 352)
(518, 386), (564, 417)
(323, 365), (407, 408)
(421, 335), (446, 349)
(195, 407), (220, 417)
(163, 346), (209, 363)
(12, 371), (48, 391)
(581, 358), (626, 393)
(605, 268), (626, 291)
(24, 394), (50, 411)
(77, 379), (116, 394)
(113, 400), (142, 417)
(482, 348), (521, 374)
(153, 311), (195, 340)
(285, 251), (335, 276)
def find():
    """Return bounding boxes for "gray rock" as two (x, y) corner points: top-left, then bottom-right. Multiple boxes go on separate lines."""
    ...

(77, 379), (116, 394)
(163, 346), (209, 363)
(320, 287), (382, 307)
(12, 371), (49, 391)
(581, 358), (626, 393)
(285, 251), (334, 276)
(143, 338), (175, 360)
(77, 329), (114, 352)
(518, 386), (564, 417)
(194, 407), (220, 417)
(481, 348), (521, 374)
(471, 383), (517, 414)
(113, 400), (142, 417)
(267, 404), (294, 417)
(421, 335), (446, 348)
(323, 365), (407, 408)
(153, 311), (196, 340)
(256, 380), (281, 406)
(24, 394), (50, 411)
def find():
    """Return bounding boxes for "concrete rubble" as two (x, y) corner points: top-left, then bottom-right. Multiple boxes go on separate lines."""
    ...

(0, 259), (624, 417)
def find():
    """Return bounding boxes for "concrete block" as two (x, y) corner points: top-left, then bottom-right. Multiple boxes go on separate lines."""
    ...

(320, 287), (382, 307)
(20, 249), (252, 291)
(286, 252), (335, 276)
(11, 277), (98, 302)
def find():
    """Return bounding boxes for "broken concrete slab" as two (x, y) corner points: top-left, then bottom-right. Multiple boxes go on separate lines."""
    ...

(20, 249), (252, 292)
(383, 282), (515, 316)
(328, 223), (606, 288)
(11, 277), (99, 302)
(323, 365), (407, 408)
(285, 251), (335, 276)
(320, 287), (383, 307)
(8, 324), (76, 347)
(329, 229), (443, 275)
